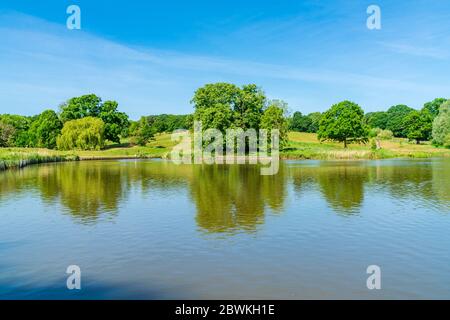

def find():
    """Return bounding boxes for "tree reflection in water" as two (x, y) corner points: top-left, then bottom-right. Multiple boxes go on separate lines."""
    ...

(190, 164), (287, 234)
(0, 159), (448, 229)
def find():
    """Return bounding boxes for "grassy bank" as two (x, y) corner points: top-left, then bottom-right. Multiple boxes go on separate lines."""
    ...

(1, 132), (449, 171)
(284, 132), (450, 159)
(0, 151), (79, 171)
(0, 134), (175, 171)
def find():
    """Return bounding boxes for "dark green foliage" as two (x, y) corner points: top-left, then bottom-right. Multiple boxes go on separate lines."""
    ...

(365, 111), (388, 129)
(234, 84), (266, 131)
(290, 112), (312, 132)
(260, 104), (289, 148)
(59, 94), (102, 122)
(306, 112), (322, 133)
(385, 105), (415, 137)
(28, 110), (62, 149)
(403, 109), (433, 144)
(1, 88), (446, 150)
(318, 101), (368, 148)
(146, 114), (191, 133)
(99, 101), (129, 143)
(423, 98), (447, 118)
(191, 83), (290, 150)
(0, 114), (33, 146)
(60, 94), (129, 143)
(130, 117), (155, 146)
(192, 83), (266, 132)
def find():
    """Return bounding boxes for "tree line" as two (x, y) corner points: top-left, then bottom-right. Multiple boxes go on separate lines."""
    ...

(0, 94), (191, 150)
(291, 98), (450, 147)
(0, 84), (449, 150)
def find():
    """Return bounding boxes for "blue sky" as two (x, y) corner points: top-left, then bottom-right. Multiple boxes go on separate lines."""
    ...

(0, 0), (449, 119)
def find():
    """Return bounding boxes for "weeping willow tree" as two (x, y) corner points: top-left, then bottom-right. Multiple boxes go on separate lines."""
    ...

(57, 116), (105, 150)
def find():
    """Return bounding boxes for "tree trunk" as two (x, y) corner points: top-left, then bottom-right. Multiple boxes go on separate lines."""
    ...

(344, 139), (347, 148)
(376, 139), (381, 150)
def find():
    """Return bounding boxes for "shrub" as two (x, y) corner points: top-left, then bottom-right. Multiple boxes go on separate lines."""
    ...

(377, 129), (393, 140)
(444, 134), (450, 148)
(370, 138), (377, 150)
(369, 128), (381, 138)
(129, 117), (155, 146)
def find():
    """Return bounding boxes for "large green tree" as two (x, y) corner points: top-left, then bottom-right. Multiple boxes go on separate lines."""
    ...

(423, 98), (447, 118)
(385, 104), (415, 137)
(28, 110), (62, 149)
(0, 114), (32, 146)
(403, 109), (433, 144)
(98, 100), (129, 143)
(192, 83), (237, 131)
(432, 100), (450, 147)
(290, 111), (311, 132)
(0, 121), (16, 147)
(365, 111), (388, 129)
(234, 84), (266, 130)
(192, 83), (266, 132)
(318, 101), (368, 148)
(59, 94), (102, 122)
(260, 104), (289, 148)
(306, 112), (322, 133)
(57, 117), (105, 150)
(60, 94), (129, 143)
(129, 116), (155, 146)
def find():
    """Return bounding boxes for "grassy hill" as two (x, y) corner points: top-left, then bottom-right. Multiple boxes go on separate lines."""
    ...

(285, 132), (450, 159)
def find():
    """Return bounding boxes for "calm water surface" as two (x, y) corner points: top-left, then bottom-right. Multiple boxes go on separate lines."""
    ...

(0, 159), (449, 299)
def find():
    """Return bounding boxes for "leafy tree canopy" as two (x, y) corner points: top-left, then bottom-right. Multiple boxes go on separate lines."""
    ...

(60, 94), (129, 143)
(99, 100), (129, 143)
(59, 94), (102, 122)
(234, 84), (266, 130)
(192, 83), (266, 132)
(290, 111), (312, 132)
(403, 109), (433, 144)
(28, 110), (62, 149)
(365, 111), (388, 129)
(386, 104), (415, 137)
(146, 114), (191, 133)
(0, 121), (16, 147)
(432, 100), (450, 147)
(57, 117), (105, 150)
(318, 101), (368, 148)
(306, 112), (322, 133)
(423, 98), (448, 118)
(0, 114), (32, 147)
(129, 117), (155, 146)
(260, 103), (289, 148)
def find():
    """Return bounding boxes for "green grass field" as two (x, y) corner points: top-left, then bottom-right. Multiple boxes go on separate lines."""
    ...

(1, 132), (449, 170)
(284, 132), (450, 159)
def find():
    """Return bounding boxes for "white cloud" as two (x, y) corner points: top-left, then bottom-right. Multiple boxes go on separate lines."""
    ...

(380, 42), (448, 59)
(0, 12), (448, 117)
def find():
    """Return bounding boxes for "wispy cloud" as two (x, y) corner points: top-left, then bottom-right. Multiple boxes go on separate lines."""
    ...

(380, 42), (448, 59)
(0, 11), (449, 117)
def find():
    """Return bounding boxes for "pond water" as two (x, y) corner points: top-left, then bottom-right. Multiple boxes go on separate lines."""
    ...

(0, 159), (449, 299)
